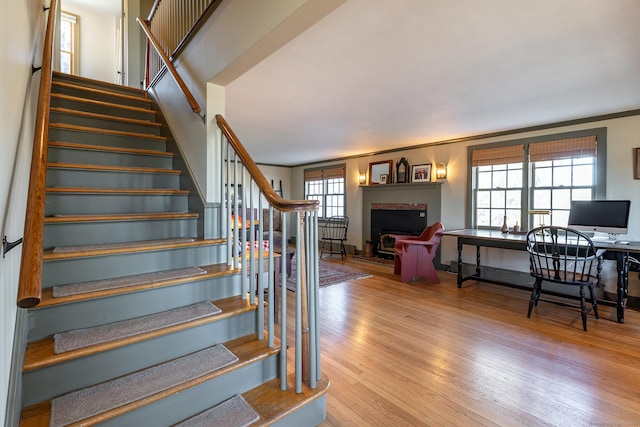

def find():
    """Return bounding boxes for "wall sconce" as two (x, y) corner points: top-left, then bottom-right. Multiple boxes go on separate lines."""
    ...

(435, 163), (447, 180)
(358, 171), (367, 185)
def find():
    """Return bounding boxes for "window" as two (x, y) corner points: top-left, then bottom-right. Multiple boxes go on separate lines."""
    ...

(60, 12), (78, 74)
(304, 164), (346, 218)
(468, 129), (606, 230)
(473, 145), (524, 229)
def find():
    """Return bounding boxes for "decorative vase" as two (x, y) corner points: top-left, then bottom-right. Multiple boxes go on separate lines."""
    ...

(501, 216), (509, 233)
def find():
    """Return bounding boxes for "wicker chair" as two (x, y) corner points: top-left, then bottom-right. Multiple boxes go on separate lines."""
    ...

(526, 226), (605, 331)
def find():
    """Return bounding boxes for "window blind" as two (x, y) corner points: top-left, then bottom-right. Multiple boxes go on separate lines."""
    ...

(304, 165), (344, 181)
(304, 169), (323, 181)
(471, 145), (524, 167)
(529, 136), (597, 162)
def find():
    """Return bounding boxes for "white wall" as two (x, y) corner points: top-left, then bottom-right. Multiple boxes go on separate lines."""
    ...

(292, 114), (640, 295)
(151, 0), (344, 202)
(0, 0), (44, 423)
(62, 2), (118, 83)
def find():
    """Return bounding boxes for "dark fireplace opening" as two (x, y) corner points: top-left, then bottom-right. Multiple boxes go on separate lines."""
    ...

(377, 230), (416, 258)
(371, 203), (427, 258)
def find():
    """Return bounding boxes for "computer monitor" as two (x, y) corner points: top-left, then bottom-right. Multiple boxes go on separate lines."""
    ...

(567, 200), (631, 236)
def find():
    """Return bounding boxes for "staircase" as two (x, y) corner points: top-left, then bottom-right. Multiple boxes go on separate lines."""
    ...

(18, 72), (328, 426)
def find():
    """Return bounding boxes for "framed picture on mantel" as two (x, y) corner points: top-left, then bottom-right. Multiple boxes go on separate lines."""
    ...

(411, 163), (432, 182)
(396, 157), (409, 183)
(368, 160), (393, 185)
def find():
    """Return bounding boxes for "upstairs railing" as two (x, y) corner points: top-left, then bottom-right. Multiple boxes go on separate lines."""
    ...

(143, 0), (223, 90)
(17, 0), (58, 308)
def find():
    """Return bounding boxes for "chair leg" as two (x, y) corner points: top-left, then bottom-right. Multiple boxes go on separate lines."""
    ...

(579, 285), (588, 331)
(589, 284), (599, 319)
(528, 279), (542, 318)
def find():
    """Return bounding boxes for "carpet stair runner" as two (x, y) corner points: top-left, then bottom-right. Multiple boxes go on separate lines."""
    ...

(18, 72), (328, 426)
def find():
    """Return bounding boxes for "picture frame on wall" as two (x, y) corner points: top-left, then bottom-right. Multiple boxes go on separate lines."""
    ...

(411, 163), (432, 182)
(635, 148), (640, 179)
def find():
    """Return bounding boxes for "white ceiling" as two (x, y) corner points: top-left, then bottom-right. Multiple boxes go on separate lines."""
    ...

(62, 0), (121, 16)
(225, 0), (640, 166)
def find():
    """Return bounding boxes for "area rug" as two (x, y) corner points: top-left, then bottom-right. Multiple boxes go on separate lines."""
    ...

(351, 255), (394, 267)
(286, 257), (370, 291)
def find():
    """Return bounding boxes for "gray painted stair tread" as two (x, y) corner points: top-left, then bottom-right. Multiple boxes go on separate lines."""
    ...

(47, 161), (181, 174)
(49, 122), (166, 140)
(23, 298), (255, 374)
(43, 237), (225, 260)
(47, 212), (196, 222)
(50, 344), (238, 427)
(51, 93), (157, 115)
(23, 335), (281, 426)
(47, 186), (188, 195)
(38, 263), (234, 309)
(52, 80), (152, 103)
(51, 237), (196, 254)
(51, 106), (160, 125)
(53, 71), (147, 95)
(48, 141), (172, 156)
(52, 267), (207, 297)
(53, 301), (221, 353)
(174, 395), (259, 427)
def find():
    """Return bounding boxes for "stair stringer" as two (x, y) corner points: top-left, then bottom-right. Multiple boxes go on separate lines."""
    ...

(147, 91), (212, 240)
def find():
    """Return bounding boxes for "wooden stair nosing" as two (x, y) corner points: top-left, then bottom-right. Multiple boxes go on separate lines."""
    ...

(36, 263), (237, 308)
(49, 123), (166, 141)
(52, 71), (147, 96)
(46, 187), (188, 195)
(20, 334), (280, 426)
(44, 212), (198, 224)
(50, 107), (162, 127)
(42, 237), (226, 261)
(48, 141), (173, 157)
(52, 81), (152, 105)
(244, 373), (330, 426)
(47, 162), (181, 175)
(51, 93), (157, 116)
(22, 296), (257, 373)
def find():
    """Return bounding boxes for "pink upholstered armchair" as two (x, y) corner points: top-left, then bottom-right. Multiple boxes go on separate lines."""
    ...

(393, 222), (444, 283)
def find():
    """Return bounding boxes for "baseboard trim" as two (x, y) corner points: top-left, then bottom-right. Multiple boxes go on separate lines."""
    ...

(5, 308), (28, 427)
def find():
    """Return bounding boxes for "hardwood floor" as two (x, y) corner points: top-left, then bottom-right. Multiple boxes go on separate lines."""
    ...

(281, 256), (640, 426)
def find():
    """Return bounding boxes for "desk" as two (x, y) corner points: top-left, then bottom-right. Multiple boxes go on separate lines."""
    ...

(444, 229), (640, 323)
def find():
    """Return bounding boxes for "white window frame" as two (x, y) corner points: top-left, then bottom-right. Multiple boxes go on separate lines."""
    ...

(304, 164), (346, 219)
(60, 11), (79, 75)
(467, 128), (606, 230)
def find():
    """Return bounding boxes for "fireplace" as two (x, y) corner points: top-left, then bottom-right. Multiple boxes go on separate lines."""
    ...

(371, 203), (427, 258)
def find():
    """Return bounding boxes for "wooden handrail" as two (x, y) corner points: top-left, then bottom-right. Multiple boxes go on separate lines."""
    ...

(216, 115), (318, 213)
(17, 0), (58, 308)
(137, 17), (201, 114)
